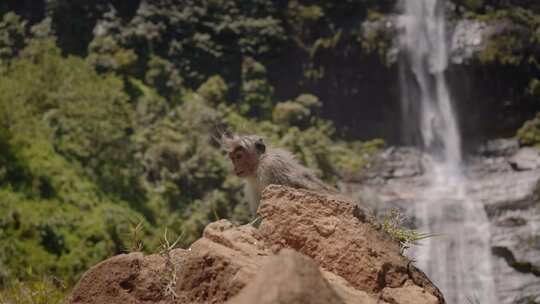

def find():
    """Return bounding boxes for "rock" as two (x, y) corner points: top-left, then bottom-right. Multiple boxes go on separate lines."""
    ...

(509, 147), (540, 171)
(492, 246), (540, 304)
(491, 209), (540, 279)
(227, 249), (345, 304)
(494, 257), (540, 304)
(257, 186), (445, 303)
(478, 138), (519, 157)
(69, 221), (265, 304)
(359, 147), (425, 183)
(68, 186), (445, 304)
(321, 271), (378, 304)
(68, 252), (147, 304)
(496, 216), (527, 228)
(450, 19), (489, 65)
(382, 281), (439, 304)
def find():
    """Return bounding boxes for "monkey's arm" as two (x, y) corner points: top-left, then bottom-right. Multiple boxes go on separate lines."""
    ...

(244, 181), (261, 215)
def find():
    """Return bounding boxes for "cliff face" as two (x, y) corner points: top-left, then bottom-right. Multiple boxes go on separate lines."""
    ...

(68, 185), (444, 304)
(342, 142), (540, 304)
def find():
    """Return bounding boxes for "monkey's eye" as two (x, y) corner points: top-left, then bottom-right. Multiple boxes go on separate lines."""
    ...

(255, 141), (266, 154)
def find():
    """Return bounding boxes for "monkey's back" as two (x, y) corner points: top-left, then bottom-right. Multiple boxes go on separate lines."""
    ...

(256, 148), (336, 193)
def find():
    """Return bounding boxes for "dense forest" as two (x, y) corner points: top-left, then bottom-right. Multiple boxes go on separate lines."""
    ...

(2, 0), (540, 301)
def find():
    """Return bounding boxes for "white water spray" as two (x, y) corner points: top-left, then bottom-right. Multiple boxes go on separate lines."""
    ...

(398, 0), (497, 303)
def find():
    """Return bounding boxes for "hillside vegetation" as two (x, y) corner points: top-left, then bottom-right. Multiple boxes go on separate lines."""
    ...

(0, 2), (385, 295)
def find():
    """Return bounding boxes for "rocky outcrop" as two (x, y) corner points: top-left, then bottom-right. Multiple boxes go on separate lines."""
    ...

(68, 185), (445, 304)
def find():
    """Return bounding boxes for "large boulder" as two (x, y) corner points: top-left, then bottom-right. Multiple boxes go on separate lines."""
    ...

(508, 147), (540, 171)
(68, 185), (445, 304)
(227, 249), (347, 304)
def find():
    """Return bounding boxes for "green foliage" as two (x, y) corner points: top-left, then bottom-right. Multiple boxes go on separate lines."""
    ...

(129, 78), (169, 129)
(273, 94), (321, 127)
(469, 7), (540, 110)
(452, 0), (540, 13)
(87, 35), (138, 73)
(289, 3), (324, 23)
(517, 113), (540, 147)
(144, 56), (184, 101)
(239, 57), (274, 117)
(0, 188), (152, 285)
(1, 38), (139, 202)
(99, 0), (287, 86)
(460, 0), (485, 11)
(479, 34), (526, 66)
(0, 277), (66, 304)
(273, 101), (312, 126)
(527, 78), (540, 97)
(331, 138), (385, 180)
(473, 7), (540, 66)
(0, 39), (155, 287)
(0, 6), (385, 293)
(360, 20), (394, 66)
(381, 209), (435, 253)
(0, 12), (27, 63)
(197, 75), (229, 105)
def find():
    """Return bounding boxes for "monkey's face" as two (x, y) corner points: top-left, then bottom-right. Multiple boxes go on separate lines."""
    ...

(229, 146), (259, 178)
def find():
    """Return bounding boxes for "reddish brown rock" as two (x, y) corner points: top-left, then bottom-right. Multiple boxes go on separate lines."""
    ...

(381, 281), (439, 304)
(68, 222), (266, 304)
(68, 185), (445, 304)
(68, 252), (147, 304)
(227, 249), (345, 304)
(259, 186), (425, 294)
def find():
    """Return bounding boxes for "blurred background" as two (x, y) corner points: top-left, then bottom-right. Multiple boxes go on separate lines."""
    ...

(0, 0), (540, 302)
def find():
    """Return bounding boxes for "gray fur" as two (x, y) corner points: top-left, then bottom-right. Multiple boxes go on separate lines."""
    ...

(221, 134), (263, 155)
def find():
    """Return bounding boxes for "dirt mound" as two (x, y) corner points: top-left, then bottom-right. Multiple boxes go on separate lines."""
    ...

(68, 185), (445, 304)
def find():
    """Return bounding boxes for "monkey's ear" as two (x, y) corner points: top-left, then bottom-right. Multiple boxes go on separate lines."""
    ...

(218, 131), (236, 152)
(255, 139), (266, 154)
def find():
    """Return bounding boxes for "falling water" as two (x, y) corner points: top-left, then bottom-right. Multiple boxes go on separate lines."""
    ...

(397, 0), (497, 303)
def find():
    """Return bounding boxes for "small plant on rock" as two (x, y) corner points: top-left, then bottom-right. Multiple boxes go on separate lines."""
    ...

(127, 220), (145, 252)
(158, 228), (183, 300)
(381, 208), (436, 254)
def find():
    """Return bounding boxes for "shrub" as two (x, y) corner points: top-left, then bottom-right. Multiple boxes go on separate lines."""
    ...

(517, 113), (540, 147)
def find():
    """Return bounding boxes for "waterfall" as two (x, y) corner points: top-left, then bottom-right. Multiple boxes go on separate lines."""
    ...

(397, 0), (497, 303)
(398, 0), (461, 173)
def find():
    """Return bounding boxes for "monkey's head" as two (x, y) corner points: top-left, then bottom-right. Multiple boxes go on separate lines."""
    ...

(221, 134), (266, 178)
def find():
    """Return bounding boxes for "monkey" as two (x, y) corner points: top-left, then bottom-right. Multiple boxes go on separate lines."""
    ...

(221, 133), (337, 215)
